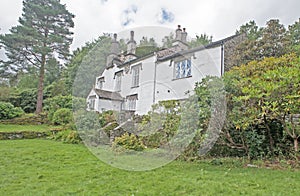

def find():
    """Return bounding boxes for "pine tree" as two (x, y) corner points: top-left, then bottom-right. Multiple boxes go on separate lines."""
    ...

(0, 0), (74, 113)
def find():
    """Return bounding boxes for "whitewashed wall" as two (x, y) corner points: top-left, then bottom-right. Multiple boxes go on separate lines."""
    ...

(155, 46), (222, 103)
(91, 45), (223, 115)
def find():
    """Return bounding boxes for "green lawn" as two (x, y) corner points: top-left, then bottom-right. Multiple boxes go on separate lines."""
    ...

(0, 139), (299, 195)
(0, 124), (60, 132)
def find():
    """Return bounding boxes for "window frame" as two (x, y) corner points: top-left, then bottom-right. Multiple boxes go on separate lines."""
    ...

(174, 58), (192, 79)
(131, 64), (141, 88)
(96, 77), (105, 89)
(114, 71), (123, 92)
(127, 94), (138, 111)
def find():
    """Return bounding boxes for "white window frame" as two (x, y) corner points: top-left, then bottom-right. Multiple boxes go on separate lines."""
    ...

(89, 99), (95, 110)
(131, 64), (141, 88)
(96, 77), (105, 89)
(114, 71), (122, 92)
(127, 94), (138, 111)
(174, 59), (192, 79)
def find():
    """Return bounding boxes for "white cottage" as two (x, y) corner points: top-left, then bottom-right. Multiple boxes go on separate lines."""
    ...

(87, 25), (243, 115)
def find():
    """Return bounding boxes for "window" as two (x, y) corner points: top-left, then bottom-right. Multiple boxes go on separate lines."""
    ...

(174, 59), (192, 79)
(127, 94), (138, 111)
(131, 66), (140, 87)
(88, 99), (95, 110)
(115, 72), (122, 91)
(96, 77), (105, 89)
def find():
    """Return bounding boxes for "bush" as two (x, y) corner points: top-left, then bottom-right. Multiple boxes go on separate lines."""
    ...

(44, 95), (85, 122)
(9, 89), (37, 113)
(51, 130), (82, 144)
(0, 102), (24, 120)
(113, 133), (145, 151)
(52, 108), (73, 125)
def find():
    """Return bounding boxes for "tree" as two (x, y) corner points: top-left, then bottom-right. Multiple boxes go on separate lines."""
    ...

(135, 37), (159, 57)
(162, 33), (175, 48)
(231, 19), (290, 67)
(189, 34), (213, 48)
(287, 18), (300, 54)
(224, 54), (300, 155)
(0, 0), (74, 114)
(258, 19), (289, 59)
(71, 36), (111, 98)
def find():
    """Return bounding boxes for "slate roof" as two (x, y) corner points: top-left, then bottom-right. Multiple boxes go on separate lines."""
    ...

(156, 34), (242, 62)
(94, 89), (123, 101)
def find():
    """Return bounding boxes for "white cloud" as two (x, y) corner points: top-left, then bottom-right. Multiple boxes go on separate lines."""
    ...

(1, 0), (300, 52)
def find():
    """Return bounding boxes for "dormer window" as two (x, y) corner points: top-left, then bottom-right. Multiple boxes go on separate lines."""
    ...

(114, 71), (123, 92)
(174, 59), (192, 79)
(96, 77), (105, 89)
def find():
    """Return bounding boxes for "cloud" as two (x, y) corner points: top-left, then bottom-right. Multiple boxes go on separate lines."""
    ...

(1, 0), (300, 51)
(157, 8), (175, 24)
(121, 5), (138, 27)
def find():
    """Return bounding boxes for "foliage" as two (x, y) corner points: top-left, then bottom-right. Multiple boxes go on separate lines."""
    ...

(287, 18), (300, 55)
(140, 100), (181, 148)
(99, 110), (116, 127)
(189, 33), (213, 48)
(0, 0), (74, 113)
(52, 108), (73, 125)
(224, 53), (300, 156)
(0, 102), (24, 120)
(162, 32), (175, 48)
(113, 132), (145, 151)
(50, 130), (81, 144)
(135, 37), (159, 57)
(0, 113), (49, 125)
(44, 95), (85, 122)
(9, 88), (37, 113)
(73, 110), (101, 132)
(0, 86), (12, 102)
(231, 19), (290, 67)
(71, 36), (111, 98)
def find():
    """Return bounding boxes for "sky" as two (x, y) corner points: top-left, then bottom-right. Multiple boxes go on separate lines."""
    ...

(0, 0), (300, 52)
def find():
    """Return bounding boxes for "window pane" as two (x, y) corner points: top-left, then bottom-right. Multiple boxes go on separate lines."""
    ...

(132, 67), (139, 87)
(187, 59), (191, 76)
(181, 61), (186, 77)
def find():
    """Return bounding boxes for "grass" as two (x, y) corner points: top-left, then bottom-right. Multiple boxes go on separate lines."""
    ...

(0, 124), (61, 132)
(0, 139), (299, 195)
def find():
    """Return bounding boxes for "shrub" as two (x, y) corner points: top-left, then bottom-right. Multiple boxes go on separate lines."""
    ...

(44, 95), (85, 122)
(52, 108), (73, 125)
(9, 89), (37, 113)
(113, 133), (145, 151)
(51, 130), (82, 144)
(0, 102), (24, 120)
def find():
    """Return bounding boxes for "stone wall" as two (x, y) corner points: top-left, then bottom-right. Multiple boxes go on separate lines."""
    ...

(224, 33), (247, 72)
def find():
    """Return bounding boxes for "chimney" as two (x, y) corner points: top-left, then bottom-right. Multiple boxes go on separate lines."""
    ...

(172, 25), (189, 50)
(127, 31), (136, 54)
(181, 28), (187, 43)
(111, 33), (120, 54)
(106, 33), (120, 67)
(175, 25), (182, 41)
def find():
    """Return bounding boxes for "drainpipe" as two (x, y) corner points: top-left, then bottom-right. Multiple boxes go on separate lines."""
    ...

(221, 41), (225, 76)
(153, 52), (158, 104)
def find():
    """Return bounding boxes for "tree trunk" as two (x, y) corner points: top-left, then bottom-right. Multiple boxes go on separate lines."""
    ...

(35, 55), (46, 114)
(264, 115), (274, 155)
(294, 138), (299, 153)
